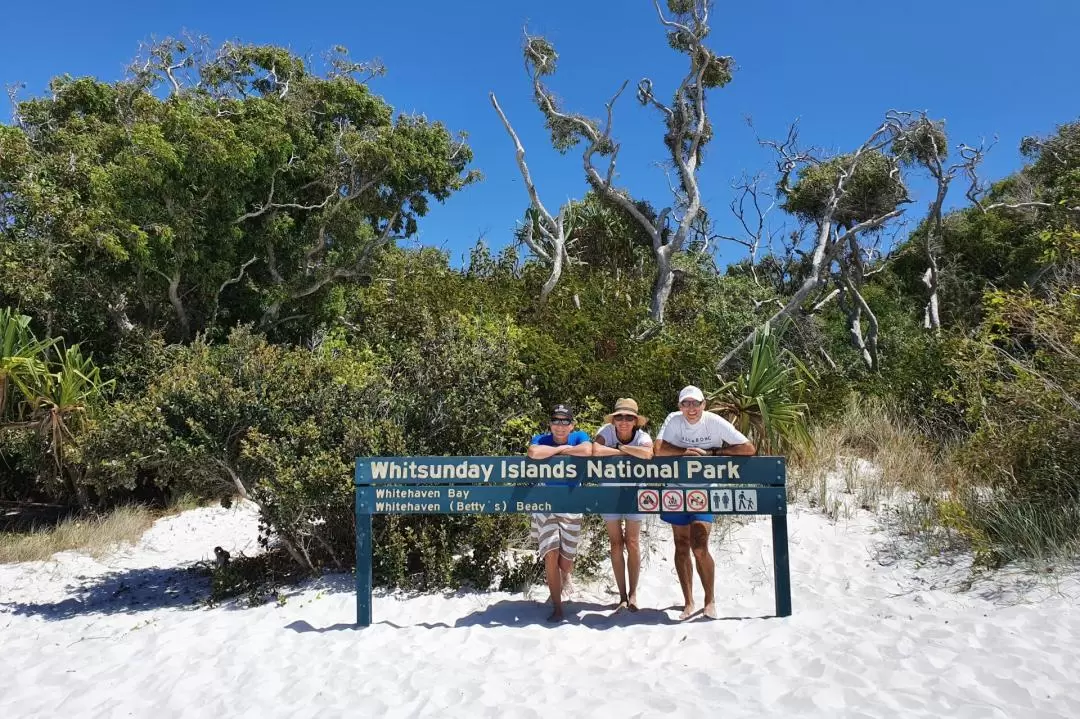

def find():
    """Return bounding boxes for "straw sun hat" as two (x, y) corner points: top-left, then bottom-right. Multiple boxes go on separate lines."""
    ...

(604, 398), (648, 428)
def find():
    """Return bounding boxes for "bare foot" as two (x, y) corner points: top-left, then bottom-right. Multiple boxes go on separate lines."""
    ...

(678, 603), (697, 620)
(612, 599), (628, 612)
(627, 594), (639, 612)
(547, 609), (565, 623)
(703, 602), (718, 619)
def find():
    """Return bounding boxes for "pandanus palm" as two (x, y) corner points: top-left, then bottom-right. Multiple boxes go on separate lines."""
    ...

(26, 344), (114, 464)
(20, 344), (115, 502)
(709, 322), (814, 455)
(0, 308), (56, 421)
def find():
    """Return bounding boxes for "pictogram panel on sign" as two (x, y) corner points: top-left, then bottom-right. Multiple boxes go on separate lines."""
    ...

(661, 489), (685, 512)
(710, 489), (733, 512)
(637, 489), (659, 512)
(735, 489), (757, 512)
(686, 489), (708, 512)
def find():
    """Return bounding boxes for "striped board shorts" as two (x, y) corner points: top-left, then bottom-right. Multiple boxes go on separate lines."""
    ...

(530, 513), (583, 562)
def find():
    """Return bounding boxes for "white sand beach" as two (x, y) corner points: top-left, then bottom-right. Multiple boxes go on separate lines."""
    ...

(2, 497), (1079, 718)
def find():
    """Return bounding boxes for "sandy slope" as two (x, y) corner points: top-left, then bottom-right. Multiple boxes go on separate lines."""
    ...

(1, 499), (1078, 718)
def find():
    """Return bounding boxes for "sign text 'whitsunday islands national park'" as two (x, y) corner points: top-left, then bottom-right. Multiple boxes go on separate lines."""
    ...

(358, 456), (782, 484)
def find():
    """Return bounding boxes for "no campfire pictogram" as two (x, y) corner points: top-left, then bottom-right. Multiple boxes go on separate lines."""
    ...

(637, 489), (660, 512)
(685, 489), (708, 512)
(661, 489), (685, 512)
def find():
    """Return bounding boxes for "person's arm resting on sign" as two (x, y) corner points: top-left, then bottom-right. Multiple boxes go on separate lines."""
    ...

(528, 443), (564, 459)
(527, 404), (592, 459)
(593, 434), (653, 460)
(713, 413), (756, 456)
(529, 438), (593, 459)
(653, 440), (707, 457)
(590, 436), (621, 457)
(714, 440), (755, 456)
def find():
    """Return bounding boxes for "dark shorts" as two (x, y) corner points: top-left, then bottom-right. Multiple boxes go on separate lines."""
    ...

(661, 513), (714, 526)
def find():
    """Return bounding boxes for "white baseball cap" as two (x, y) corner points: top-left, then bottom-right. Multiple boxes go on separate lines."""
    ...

(678, 385), (705, 403)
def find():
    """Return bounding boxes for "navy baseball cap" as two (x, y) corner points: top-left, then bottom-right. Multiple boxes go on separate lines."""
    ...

(550, 404), (574, 421)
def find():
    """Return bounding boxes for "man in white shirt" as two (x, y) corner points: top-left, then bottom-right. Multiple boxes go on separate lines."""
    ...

(653, 385), (755, 620)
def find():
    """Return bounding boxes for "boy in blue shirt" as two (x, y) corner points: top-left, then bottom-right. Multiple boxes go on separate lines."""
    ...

(526, 404), (592, 621)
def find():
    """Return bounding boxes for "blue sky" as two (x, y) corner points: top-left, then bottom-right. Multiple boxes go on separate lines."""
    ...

(3, 0), (1078, 267)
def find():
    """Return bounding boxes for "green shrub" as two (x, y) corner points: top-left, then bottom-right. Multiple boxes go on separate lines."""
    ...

(82, 320), (547, 589)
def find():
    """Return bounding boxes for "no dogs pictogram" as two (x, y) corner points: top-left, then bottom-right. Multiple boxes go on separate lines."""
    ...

(685, 489), (708, 512)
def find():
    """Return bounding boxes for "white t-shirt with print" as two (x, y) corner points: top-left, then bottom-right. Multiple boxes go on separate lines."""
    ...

(656, 411), (748, 450)
(594, 424), (653, 449)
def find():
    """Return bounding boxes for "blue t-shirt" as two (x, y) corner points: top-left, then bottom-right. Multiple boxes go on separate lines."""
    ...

(530, 430), (590, 486)
(530, 430), (590, 447)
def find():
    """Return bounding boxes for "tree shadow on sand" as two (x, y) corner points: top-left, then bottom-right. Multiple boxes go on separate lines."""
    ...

(285, 599), (684, 632)
(0, 565), (212, 620)
(283, 598), (776, 633)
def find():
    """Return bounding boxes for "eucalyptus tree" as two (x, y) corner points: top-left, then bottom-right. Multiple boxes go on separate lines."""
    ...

(719, 115), (912, 371)
(493, 0), (733, 324)
(0, 39), (477, 351)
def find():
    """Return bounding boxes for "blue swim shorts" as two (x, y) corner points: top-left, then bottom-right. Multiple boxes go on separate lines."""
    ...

(660, 513), (714, 525)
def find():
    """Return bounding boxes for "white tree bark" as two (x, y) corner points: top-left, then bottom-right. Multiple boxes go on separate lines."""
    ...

(512, 0), (726, 324)
(716, 207), (903, 370)
(718, 118), (905, 370)
(490, 92), (571, 310)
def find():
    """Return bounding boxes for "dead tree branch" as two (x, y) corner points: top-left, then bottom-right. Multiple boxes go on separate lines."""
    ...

(517, 0), (729, 324)
(962, 140), (1079, 216)
(490, 92), (569, 308)
(6, 83), (26, 130)
(717, 207), (903, 369)
(210, 256), (259, 327)
(716, 174), (778, 284)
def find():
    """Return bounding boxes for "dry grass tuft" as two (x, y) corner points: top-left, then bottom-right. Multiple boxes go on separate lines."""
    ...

(792, 396), (963, 520)
(0, 504), (157, 563)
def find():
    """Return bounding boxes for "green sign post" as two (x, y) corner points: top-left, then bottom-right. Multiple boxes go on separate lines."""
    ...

(354, 456), (790, 625)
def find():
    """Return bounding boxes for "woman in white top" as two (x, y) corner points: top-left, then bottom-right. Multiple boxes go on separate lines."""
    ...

(592, 397), (653, 612)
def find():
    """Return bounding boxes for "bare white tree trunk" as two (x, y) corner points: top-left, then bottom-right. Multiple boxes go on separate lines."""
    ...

(508, 0), (726, 324)
(651, 245), (675, 322)
(719, 114), (911, 370)
(490, 92), (572, 310)
(922, 266), (940, 330)
(922, 147), (950, 332)
(839, 276), (878, 371)
(158, 269), (191, 340)
(851, 284), (880, 371)
(538, 231), (567, 308)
